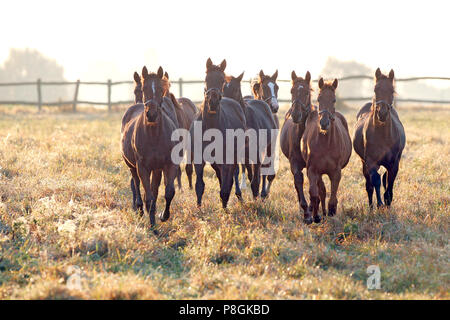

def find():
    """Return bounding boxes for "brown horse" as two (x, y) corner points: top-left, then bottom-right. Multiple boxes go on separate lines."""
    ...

(163, 72), (198, 189)
(248, 69), (280, 197)
(190, 58), (246, 208)
(122, 70), (197, 190)
(353, 68), (405, 208)
(121, 66), (179, 232)
(223, 72), (277, 199)
(301, 78), (352, 224)
(280, 71), (313, 217)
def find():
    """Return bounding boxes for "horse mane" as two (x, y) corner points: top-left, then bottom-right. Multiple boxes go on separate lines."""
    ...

(320, 81), (337, 91)
(206, 65), (225, 73)
(257, 75), (273, 84)
(225, 75), (233, 82)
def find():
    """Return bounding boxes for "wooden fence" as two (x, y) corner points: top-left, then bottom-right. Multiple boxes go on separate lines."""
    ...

(0, 75), (449, 111)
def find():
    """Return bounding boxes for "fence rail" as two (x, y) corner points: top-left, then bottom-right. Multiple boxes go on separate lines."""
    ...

(1, 76), (449, 111)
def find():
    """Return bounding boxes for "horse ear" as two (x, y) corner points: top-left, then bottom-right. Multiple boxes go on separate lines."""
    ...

(291, 71), (297, 82)
(305, 71), (311, 83)
(133, 72), (140, 83)
(252, 82), (260, 97)
(206, 57), (213, 71)
(237, 71), (244, 82)
(332, 78), (338, 89)
(219, 59), (227, 72)
(259, 70), (265, 80)
(142, 66), (148, 79)
(389, 69), (395, 80)
(318, 77), (324, 89)
(164, 71), (169, 80)
(375, 67), (382, 80)
(157, 66), (164, 79)
(272, 70), (278, 81)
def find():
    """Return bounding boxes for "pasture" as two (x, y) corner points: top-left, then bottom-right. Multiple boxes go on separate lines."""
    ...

(0, 104), (448, 299)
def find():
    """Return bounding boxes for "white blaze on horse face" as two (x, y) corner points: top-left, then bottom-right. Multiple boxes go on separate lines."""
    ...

(152, 81), (156, 96)
(267, 81), (279, 109)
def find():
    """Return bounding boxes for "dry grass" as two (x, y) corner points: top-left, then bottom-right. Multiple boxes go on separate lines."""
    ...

(0, 104), (448, 299)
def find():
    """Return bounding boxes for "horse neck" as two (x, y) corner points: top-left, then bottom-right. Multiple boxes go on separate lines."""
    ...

(201, 101), (221, 129)
(370, 105), (394, 139)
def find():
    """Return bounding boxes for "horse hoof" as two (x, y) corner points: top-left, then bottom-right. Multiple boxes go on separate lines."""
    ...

(159, 211), (170, 222)
(235, 192), (242, 201)
(328, 206), (337, 216)
(151, 228), (159, 236)
(313, 215), (322, 223)
(304, 216), (313, 225)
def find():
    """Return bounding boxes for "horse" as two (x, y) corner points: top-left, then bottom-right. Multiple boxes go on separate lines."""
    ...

(163, 71), (198, 190)
(280, 71), (313, 217)
(301, 78), (352, 224)
(353, 68), (405, 208)
(121, 66), (179, 232)
(248, 69), (280, 198)
(190, 58), (246, 208)
(223, 72), (277, 199)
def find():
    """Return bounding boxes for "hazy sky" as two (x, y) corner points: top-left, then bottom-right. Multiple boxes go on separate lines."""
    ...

(1, 0), (449, 82)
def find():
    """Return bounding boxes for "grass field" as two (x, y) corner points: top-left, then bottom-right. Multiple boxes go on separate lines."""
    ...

(0, 104), (448, 299)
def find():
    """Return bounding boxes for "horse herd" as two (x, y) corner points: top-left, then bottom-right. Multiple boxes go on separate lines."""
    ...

(120, 58), (406, 232)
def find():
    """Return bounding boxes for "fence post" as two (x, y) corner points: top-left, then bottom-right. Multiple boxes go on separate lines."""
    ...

(72, 79), (80, 112)
(107, 79), (112, 112)
(37, 78), (42, 112)
(178, 77), (183, 98)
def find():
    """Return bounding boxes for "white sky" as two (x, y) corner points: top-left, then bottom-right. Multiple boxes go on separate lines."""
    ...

(1, 0), (449, 82)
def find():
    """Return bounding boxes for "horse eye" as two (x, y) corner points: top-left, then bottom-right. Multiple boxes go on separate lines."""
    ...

(333, 99), (336, 103)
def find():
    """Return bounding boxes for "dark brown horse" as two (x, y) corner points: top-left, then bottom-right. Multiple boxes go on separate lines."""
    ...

(301, 78), (352, 224)
(190, 58), (246, 208)
(353, 68), (405, 208)
(280, 71), (313, 217)
(223, 72), (277, 199)
(121, 66), (179, 232)
(248, 70), (280, 197)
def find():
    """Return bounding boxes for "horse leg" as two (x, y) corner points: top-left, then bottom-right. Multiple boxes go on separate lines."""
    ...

(369, 167), (384, 207)
(384, 162), (399, 207)
(250, 164), (261, 199)
(266, 174), (276, 196)
(130, 168), (143, 215)
(150, 170), (162, 217)
(363, 163), (374, 209)
(233, 166), (242, 201)
(176, 166), (182, 191)
(220, 164), (235, 209)
(239, 164), (247, 190)
(328, 170), (342, 217)
(211, 163), (222, 187)
(318, 177), (326, 217)
(306, 168), (320, 224)
(194, 163), (205, 207)
(245, 163), (253, 185)
(185, 163), (193, 189)
(160, 164), (177, 222)
(260, 175), (268, 199)
(137, 163), (156, 231)
(130, 176), (137, 210)
(290, 159), (308, 214)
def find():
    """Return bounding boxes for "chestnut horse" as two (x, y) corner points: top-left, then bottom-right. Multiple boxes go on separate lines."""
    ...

(353, 68), (405, 208)
(280, 71), (313, 217)
(122, 70), (197, 190)
(190, 58), (246, 208)
(223, 72), (277, 199)
(301, 78), (351, 224)
(121, 66), (179, 231)
(248, 70), (280, 198)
